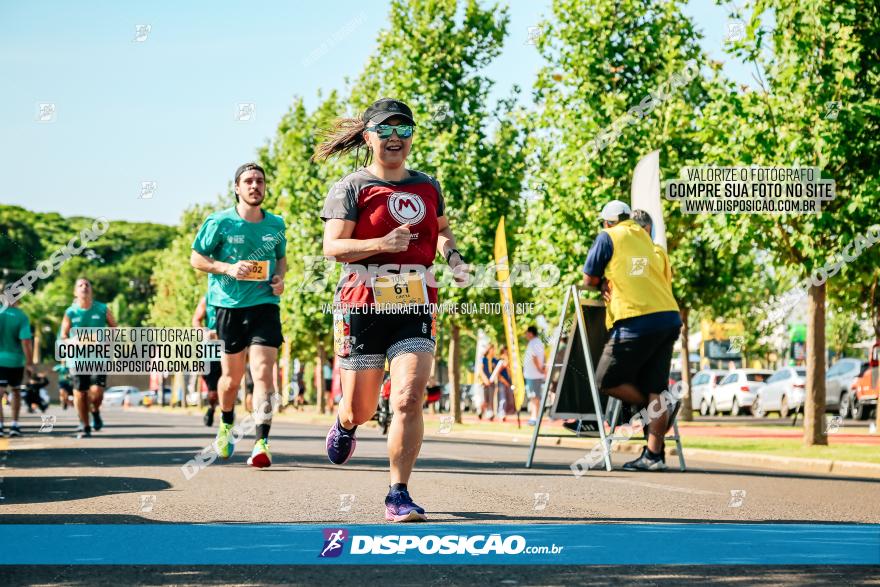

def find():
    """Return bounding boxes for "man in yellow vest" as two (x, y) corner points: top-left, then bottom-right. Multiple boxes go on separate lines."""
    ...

(583, 201), (682, 471)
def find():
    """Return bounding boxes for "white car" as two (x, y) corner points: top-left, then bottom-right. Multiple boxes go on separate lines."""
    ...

(705, 369), (773, 416)
(826, 358), (868, 418)
(103, 386), (144, 407)
(752, 367), (807, 418)
(690, 369), (729, 416)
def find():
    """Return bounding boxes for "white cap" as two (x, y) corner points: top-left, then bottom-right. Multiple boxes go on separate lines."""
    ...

(599, 200), (632, 222)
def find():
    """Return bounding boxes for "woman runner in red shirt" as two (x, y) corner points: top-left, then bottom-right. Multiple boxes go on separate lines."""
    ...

(315, 98), (467, 522)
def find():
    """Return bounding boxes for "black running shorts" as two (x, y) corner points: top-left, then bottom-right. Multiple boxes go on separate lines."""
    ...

(0, 366), (24, 388)
(334, 306), (436, 371)
(594, 326), (680, 400)
(73, 374), (107, 391)
(215, 303), (283, 354)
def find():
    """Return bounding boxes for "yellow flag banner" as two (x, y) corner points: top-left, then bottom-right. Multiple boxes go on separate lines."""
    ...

(494, 217), (526, 410)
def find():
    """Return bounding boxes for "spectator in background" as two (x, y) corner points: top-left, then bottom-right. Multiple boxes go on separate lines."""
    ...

(292, 358), (306, 409)
(493, 346), (514, 422)
(477, 344), (497, 420)
(523, 326), (546, 426)
(25, 372), (50, 413)
(54, 363), (73, 410)
(323, 361), (334, 413)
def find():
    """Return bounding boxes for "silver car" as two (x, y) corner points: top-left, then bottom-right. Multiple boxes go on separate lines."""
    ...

(826, 358), (868, 418)
(710, 369), (773, 416)
(103, 386), (144, 407)
(689, 369), (729, 416)
(752, 367), (806, 418)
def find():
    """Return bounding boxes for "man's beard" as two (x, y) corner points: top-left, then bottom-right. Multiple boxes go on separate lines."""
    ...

(243, 192), (264, 205)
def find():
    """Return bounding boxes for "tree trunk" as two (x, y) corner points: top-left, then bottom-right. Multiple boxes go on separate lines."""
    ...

(32, 329), (42, 364)
(448, 322), (462, 424)
(805, 282), (827, 446)
(678, 307), (693, 421)
(316, 343), (327, 415)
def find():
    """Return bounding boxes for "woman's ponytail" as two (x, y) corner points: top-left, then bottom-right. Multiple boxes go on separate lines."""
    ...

(312, 116), (368, 162)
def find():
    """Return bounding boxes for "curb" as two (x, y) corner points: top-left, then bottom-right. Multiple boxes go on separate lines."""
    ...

(680, 448), (880, 480)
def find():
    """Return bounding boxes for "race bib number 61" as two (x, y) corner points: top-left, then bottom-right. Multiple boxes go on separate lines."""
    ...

(372, 273), (428, 305)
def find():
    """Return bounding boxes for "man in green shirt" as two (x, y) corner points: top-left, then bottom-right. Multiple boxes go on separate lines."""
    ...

(60, 277), (117, 439)
(190, 162), (287, 468)
(53, 362), (73, 410)
(192, 294), (221, 426)
(0, 299), (34, 437)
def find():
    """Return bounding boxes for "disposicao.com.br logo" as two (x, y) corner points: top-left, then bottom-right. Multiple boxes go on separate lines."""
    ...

(318, 528), (563, 558)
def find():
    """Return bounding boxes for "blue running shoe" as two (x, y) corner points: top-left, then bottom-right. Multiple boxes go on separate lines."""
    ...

(326, 418), (357, 465)
(384, 488), (427, 522)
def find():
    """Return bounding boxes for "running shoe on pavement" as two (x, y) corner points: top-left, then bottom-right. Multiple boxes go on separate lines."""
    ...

(91, 411), (103, 431)
(326, 418), (357, 465)
(622, 446), (668, 472)
(247, 438), (271, 468)
(204, 406), (215, 427)
(384, 488), (427, 522)
(8, 424), (22, 437)
(214, 422), (236, 459)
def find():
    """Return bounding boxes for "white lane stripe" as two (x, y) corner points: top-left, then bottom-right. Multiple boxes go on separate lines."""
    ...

(590, 476), (724, 496)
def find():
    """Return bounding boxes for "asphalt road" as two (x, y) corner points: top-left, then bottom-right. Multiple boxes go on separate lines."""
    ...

(2, 407), (878, 585)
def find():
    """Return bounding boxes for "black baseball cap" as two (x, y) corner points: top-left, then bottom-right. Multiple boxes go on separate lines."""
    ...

(363, 98), (416, 126)
(234, 162), (265, 184)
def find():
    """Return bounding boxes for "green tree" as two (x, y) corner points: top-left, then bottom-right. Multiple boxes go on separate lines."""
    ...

(258, 92), (349, 412)
(0, 206), (45, 275)
(699, 0), (880, 445)
(519, 0), (760, 421)
(148, 204), (221, 328)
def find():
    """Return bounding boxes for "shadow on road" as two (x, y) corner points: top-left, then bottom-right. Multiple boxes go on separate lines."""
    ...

(8, 446), (212, 469)
(3, 475), (171, 504)
(0, 513), (167, 524)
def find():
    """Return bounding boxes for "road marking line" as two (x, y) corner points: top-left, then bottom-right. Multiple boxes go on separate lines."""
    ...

(591, 476), (724, 497)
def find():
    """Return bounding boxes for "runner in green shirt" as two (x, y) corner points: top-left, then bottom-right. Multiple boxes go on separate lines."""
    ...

(60, 277), (117, 439)
(0, 300), (34, 437)
(192, 294), (221, 427)
(53, 362), (73, 410)
(190, 162), (287, 468)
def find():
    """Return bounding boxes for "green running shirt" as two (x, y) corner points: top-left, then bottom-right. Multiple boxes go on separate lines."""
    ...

(192, 207), (287, 309)
(0, 307), (32, 368)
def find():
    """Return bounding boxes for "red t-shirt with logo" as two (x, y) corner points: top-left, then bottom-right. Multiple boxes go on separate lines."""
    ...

(320, 168), (445, 306)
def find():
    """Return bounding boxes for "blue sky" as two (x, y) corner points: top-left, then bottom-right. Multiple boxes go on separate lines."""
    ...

(1, 1), (749, 226)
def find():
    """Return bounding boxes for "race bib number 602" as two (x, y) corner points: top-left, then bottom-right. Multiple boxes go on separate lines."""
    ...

(240, 260), (269, 281)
